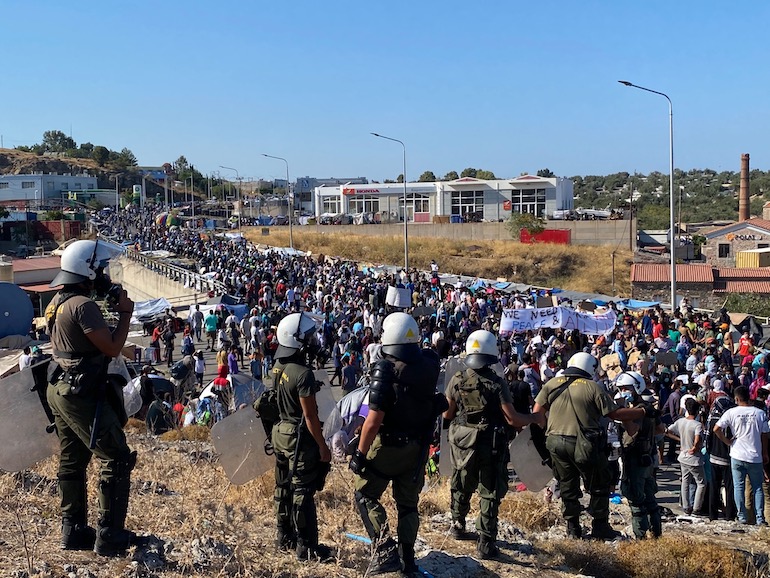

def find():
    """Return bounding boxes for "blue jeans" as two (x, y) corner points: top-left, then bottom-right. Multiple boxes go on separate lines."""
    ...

(731, 458), (765, 524)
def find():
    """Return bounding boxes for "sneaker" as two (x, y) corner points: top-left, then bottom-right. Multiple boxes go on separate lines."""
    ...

(590, 521), (621, 541)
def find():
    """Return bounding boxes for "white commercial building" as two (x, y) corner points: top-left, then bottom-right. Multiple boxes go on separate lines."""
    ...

(313, 175), (573, 222)
(0, 173), (98, 207)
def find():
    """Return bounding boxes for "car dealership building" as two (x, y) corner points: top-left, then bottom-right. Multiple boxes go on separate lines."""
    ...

(312, 174), (573, 222)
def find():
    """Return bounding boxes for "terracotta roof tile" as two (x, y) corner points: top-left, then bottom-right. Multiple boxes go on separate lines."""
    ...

(706, 218), (770, 237)
(714, 280), (770, 293)
(716, 267), (770, 279)
(631, 264), (714, 284)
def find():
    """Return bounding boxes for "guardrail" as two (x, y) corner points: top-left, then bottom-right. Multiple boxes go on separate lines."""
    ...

(123, 249), (229, 296)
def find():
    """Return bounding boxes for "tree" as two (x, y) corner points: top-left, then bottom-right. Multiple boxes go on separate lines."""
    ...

(476, 169), (496, 180)
(442, 171), (459, 181)
(460, 167), (477, 178)
(42, 210), (66, 220)
(173, 155), (189, 175)
(115, 147), (138, 168)
(0, 205), (8, 219)
(87, 199), (105, 211)
(537, 168), (555, 178)
(506, 212), (545, 241)
(42, 130), (76, 152)
(92, 146), (109, 166)
(418, 171), (436, 182)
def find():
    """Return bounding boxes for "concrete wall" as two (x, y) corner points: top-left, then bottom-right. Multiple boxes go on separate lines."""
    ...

(304, 219), (636, 248)
(110, 257), (209, 307)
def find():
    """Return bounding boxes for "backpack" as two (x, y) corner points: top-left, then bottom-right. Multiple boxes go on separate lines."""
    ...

(170, 360), (190, 381)
(162, 329), (175, 346)
(453, 368), (501, 428)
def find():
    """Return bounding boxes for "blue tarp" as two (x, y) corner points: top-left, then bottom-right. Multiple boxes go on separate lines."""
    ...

(591, 298), (660, 310)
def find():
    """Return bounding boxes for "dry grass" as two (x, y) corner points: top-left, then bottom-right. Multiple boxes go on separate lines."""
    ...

(160, 425), (211, 442)
(246, 228), (632, 295)
(498, 492), (561, 532)
(616, 536), (768, 578)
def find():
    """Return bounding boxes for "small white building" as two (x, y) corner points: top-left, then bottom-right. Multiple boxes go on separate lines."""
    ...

(313, 175), (573, 222)
(0, 173), (98, 206)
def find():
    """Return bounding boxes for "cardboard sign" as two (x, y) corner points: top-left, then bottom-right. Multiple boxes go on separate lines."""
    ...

(386, 286), (412, 308)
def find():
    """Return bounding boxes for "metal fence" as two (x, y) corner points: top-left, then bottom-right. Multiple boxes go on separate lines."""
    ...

(124, 249), (228, 296)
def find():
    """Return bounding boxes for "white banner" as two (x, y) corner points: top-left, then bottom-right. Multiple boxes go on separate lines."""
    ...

(386, 286), (412, 308)
(499, 307), (616, 336)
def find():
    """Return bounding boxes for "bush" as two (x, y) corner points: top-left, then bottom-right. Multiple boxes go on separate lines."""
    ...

(506, 212), (545, 240)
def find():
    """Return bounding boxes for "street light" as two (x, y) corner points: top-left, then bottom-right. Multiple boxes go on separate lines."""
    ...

(262, 154), (293, 250)
(220, 165), (241, 231)
(188, 175), (195, 225)
(618, 80), (676, 311)
(371, 132), (408, 272)
(113, 173), (122, 212)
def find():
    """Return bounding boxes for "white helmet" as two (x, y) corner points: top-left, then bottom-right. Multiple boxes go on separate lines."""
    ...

(465, 330), (498, 369)
(566, 351), (598, 378)
(275, 312), (319, 358)
(381, 312), (421, 362)
(50, 239), (124, 287)
(616, 371), (645, 395)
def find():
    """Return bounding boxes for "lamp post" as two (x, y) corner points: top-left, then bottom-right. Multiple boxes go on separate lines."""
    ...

(188, 175), (195, 225)
(371, 132), (408, 272)
(262, 154), (293, 250)
(113, 173), (122, 212)
(618, 80), (675, 310)
(220, 165), (241, 230)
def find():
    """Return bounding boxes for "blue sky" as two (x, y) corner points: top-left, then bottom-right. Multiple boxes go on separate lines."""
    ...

(2, 1), (768, 182)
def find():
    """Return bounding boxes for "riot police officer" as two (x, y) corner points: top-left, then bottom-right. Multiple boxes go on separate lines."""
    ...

(45, 239), (138, 556)
(443, 330), (543, 559)
(271, 312), (333, 562)
(349, 312), (447, 576)
(616, 371), (665, 539)
(533, 352), (650, 540)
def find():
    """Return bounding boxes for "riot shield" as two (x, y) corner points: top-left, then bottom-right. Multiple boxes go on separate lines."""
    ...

(313, 370), (338, 424)
(438, 423), (450, 478)
(211, 407), (272, 485)
(444, 356), (466, 388)
(508, 426), (553, 492)
(0, 367), (60, 471)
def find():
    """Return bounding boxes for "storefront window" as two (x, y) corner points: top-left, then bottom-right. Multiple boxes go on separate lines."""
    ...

(450, 190), (483, 216)
(322, 197), (341, 214)
(348, 195), (380, 214)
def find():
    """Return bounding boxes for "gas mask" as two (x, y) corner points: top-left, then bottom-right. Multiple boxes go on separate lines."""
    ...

(92, 267), (123, 306)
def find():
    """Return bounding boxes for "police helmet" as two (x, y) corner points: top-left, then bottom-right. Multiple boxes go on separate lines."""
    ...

(275, 312), (319, 359)
(50, 239), (124, 287)
(465, 329), (498, 369)
(566, 351), (598, 378)
(380, 312), (421, 363)
(616, 370), (645, 395)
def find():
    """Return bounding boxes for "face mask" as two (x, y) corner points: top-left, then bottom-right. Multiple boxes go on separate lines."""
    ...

(680, 386), (687, 394)
(620, 390), (634, 403)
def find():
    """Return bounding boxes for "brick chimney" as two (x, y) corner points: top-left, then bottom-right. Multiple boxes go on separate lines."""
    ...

(739, 153), (750, 221)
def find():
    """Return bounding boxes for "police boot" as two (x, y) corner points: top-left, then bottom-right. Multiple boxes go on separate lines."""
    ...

(476, 535), (500, 560)
(95, 453), (138, 557)
(400, 542), (420, 576)
(451, 519), (473, 541)
(275, 525), (297, 552)
(367, 536), (401, 575)
(61, 517), (96, 551)
(295, 539), (334, 563)
(566, 519), (582, 539)
(590, 519), (621, 541)
(649, 507), (663, 539)
(59, 474), (95, 550)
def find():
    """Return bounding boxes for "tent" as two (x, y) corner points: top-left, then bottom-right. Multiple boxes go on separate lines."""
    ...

(206, 295), (249, 321)
(132, 298), (173, 325)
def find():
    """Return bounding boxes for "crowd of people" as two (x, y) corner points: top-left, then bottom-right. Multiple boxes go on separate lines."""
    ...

(85, 206), (770, 571)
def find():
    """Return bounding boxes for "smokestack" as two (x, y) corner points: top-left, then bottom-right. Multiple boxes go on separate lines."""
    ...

(739, 153), (750, 222)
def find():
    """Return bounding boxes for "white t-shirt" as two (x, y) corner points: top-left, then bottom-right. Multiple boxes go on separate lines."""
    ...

(18, 354), (32, 371)
(366, 343), (383, 366)
(716, 405), (770, 464)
